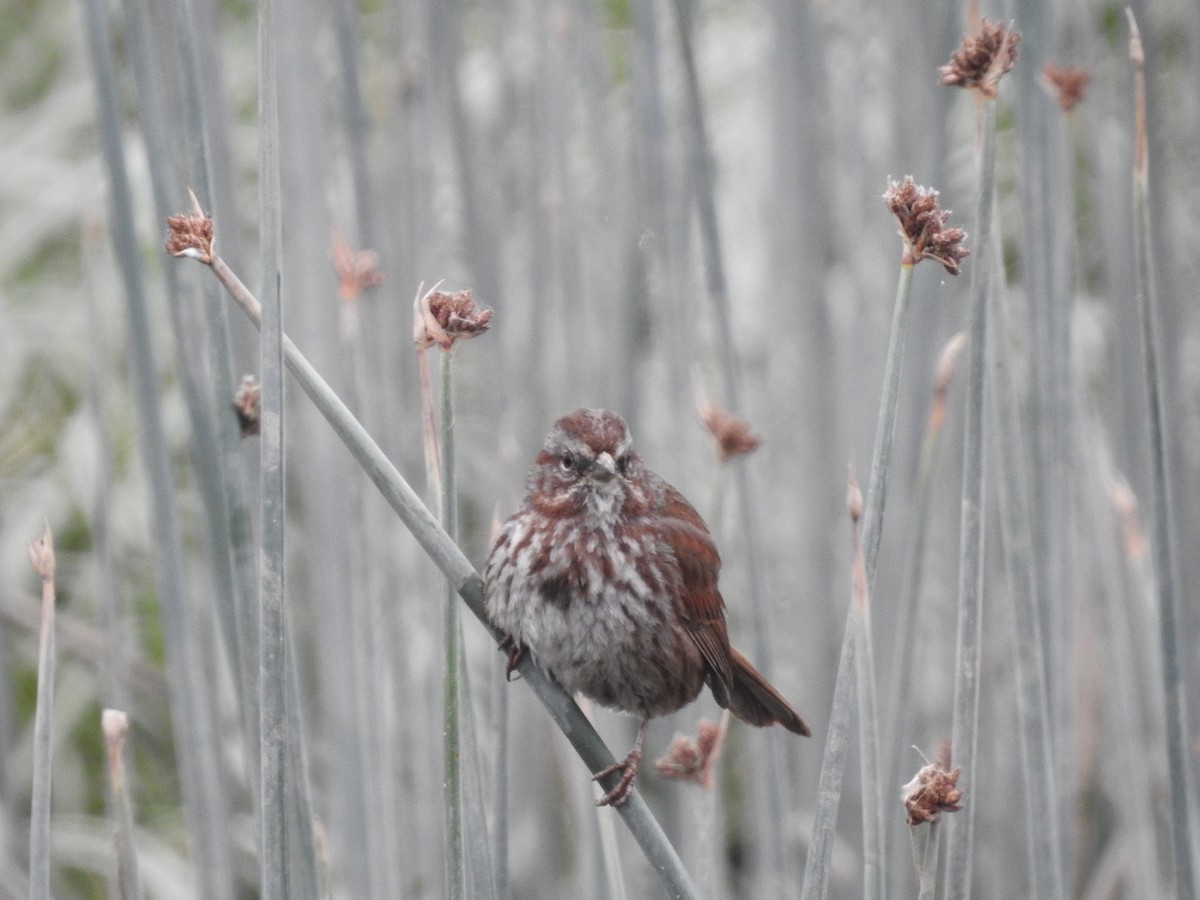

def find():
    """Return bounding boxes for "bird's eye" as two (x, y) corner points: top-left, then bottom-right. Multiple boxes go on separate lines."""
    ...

(559, 452), (576, 472)
(616, 455), (631, 475)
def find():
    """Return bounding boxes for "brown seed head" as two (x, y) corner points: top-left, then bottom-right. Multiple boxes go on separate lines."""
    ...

(233, 374), (262, 438)
(332, 236), (385, 301)
(1041, 63), (1090, 112)
(883, 177), (970, 275)
(28, 523), (55, 581)
(165, 189), (215, 264)
(654, 716), (727, 788)
(414, 286), (493, 350)
(902, 758), (964, 826)
(699, 405), (761, 462)
(939, 18), (1020, 98)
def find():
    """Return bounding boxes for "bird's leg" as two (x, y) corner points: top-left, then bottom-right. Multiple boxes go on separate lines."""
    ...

(593, 720), (647, 807)
(498, 635), (525, 681)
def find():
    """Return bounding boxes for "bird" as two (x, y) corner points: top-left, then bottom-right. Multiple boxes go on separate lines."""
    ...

(484, 408), (809, 806)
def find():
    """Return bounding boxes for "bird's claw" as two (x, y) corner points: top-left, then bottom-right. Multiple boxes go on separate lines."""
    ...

(498, 635), (525, 681)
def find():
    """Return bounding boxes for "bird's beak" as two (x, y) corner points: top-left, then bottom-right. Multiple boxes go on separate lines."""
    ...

(590, 452), (617, 482)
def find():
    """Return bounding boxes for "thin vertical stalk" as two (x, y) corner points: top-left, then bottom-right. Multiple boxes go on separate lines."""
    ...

(916, 822), (941, 900)
(258, 0), (289, 894)
(417, 347), (443, 498)
(102, 710), (141, 900)
(986, 237), (1065, 900)
(1127, 13), (1197, 899)
(798, 626), (854, 900)
(1012, 3), (1072, 874)
(284, 643), (321, 899)
(457, 645), (497, 900)
(438, 345), (495, 900)
(802, 251), (920, 900)
(848, 478), (883, 900)
(944, 100), (999, 900)
(441, 349), (465, 900)
(81, 2), (233, 894)
(28, 525), (56, 900)
(857, 258), (918, 900)
(492, 669), (510, 898)
(862, 260), (915, 584)
(885, 335), (965, 900)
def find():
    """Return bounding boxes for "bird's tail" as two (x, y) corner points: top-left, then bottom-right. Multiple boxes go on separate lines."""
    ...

(724, 649), (811, 736)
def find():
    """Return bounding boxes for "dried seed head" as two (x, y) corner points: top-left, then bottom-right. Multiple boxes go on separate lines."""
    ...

(1041, 63), (1090, 112)
(332, 236), (385, 301)
(883, 177), (970, 275)
(939, 18), (1020, 98)
(165, 189), (215, 264)
(28, 523), (55, 581)
(414, 286), (492, 350)
(902, 757), (964, 826)
(847, 470), (863, 523)
(654, 716), (727, 788)
(233, 374), (262, 438)
(699, 405), (761, 462)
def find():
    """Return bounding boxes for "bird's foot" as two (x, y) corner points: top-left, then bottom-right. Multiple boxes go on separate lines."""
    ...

(593, 723), (648, 808)
(593, 746), (642, 807)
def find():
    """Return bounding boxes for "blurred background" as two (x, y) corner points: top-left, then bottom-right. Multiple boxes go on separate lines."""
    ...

(1, 0), (1198, 896)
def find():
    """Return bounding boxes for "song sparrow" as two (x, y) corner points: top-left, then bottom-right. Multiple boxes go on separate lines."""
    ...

(484, 408), (810, 806)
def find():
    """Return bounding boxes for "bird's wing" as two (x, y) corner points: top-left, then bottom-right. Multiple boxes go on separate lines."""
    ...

(655, 481), (734, 693)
